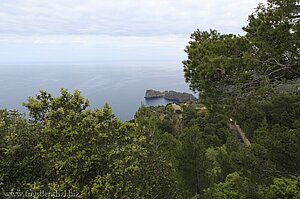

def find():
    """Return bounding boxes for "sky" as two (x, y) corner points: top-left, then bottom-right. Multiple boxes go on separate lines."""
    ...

(0, 0), (265, 64)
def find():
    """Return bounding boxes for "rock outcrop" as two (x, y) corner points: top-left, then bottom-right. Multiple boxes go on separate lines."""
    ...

(145, 89), (197, 103)
(144, 89), (164, 98)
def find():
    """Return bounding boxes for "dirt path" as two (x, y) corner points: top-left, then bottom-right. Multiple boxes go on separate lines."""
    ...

(228, 121), (251, 146)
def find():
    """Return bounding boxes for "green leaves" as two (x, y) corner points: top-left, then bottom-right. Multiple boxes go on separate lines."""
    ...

(2, 90), (186, 198)
(259, 176), (300, 199)
(1, 1), (299, 198)
(204, 172), (252, 199)
(181, 1), (300, 198)
(23, 89), (90, 123)
(184, 0), (299, 106)
(183, 30), (251, 96)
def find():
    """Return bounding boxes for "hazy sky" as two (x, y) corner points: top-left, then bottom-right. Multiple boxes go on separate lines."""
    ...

(0, 0), (265, 64)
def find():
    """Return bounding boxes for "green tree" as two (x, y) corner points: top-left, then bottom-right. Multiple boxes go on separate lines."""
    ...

(0, 110), (44, 195)
(243, 0), (300, 82)
(183, 0), (299, 105)
(183, 30), (251, 101)
(179, 125), (208, 196)
(203, 172), (255, 199)
(21, 89), (184, 198)
(259, 176), (300, 199)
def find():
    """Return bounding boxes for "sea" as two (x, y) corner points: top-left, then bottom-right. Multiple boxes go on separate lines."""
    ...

(0, 63), (196, 121)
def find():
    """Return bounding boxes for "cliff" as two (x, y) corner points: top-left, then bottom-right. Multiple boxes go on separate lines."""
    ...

(145, 89), (197, 103)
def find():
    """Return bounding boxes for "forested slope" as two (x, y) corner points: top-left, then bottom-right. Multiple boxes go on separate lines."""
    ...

(1, 0), (299, 198)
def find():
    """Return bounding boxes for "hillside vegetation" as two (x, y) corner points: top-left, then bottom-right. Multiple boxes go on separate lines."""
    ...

(1, 0), (299, 198)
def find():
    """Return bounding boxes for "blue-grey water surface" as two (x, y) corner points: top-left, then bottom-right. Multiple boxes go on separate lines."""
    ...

(0, 63), (195, 121)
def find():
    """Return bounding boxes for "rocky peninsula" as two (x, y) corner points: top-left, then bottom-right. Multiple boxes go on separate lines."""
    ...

(145, 89), (197, 103)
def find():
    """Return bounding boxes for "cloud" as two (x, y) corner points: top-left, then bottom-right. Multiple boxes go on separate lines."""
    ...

(0, 0), (265, 36)
(0, 0), (266, 63)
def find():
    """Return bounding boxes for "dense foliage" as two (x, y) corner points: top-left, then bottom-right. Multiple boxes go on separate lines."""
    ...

(1, 0), (299, 198)
(183, 0), (300, 103)
(1, 89), (182, 198)
(181, 0), (300, 198)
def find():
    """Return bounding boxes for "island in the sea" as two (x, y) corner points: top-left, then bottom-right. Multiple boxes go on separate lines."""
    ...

(145, 89), (197, 103)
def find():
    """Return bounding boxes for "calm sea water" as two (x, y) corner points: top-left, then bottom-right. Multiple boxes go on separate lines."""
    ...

(0, 63), (195, 121)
